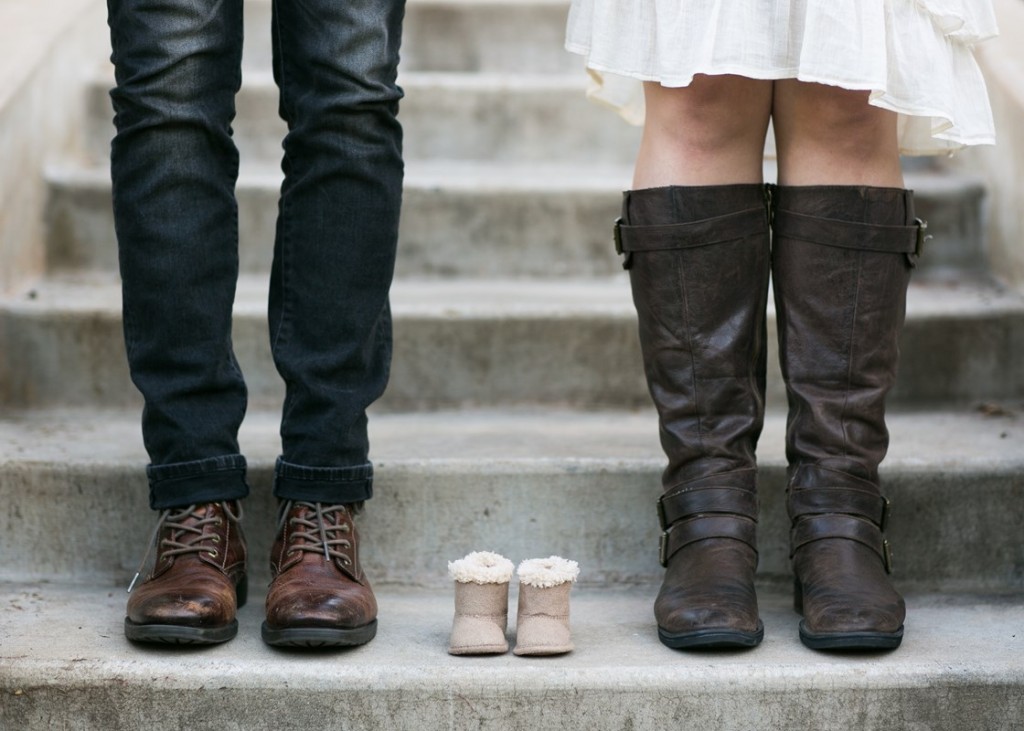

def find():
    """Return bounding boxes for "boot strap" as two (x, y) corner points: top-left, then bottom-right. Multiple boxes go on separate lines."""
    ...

(615, 207), (768, 255)
(660, 515), (757, 568)
(788, 487), (890, 531)
(790, 515), (894, 574)
(773, 210), (928, 265)
(658, 486), (758, 530)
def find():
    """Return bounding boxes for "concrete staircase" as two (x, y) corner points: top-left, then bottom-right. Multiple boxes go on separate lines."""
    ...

(2, 0), (1023, 728)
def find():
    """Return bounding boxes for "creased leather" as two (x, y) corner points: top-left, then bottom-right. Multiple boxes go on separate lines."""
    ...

(126, 501), (246, 629)
(623, 185), (770, 639)
(772, 185), (909, 639)
(264, 502), (377, 632)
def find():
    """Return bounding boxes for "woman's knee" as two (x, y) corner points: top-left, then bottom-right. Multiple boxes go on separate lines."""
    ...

(772, 80), (901, 185)
(774, 81), (896, 154)
(644, 75), (772, 154)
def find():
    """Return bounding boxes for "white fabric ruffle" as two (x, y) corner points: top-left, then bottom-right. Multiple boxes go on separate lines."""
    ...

(565, 0), (998, 155)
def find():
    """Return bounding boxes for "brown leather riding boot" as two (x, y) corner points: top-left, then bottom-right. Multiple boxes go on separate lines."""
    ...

(262, 501), (378, 647)
(617, 184), (771, 649)
(772, 185), (922, 650)
(125, 501), (247, 644)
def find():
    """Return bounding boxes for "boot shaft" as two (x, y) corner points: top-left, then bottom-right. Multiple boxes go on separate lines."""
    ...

(619, 184), (772, 490)
(770, 185), (921, 481)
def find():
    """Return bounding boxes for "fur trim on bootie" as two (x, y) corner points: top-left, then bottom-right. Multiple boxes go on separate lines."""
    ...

(448, 551), (515, 585)
(516, 556), (580, 588)
(448, 552), (514, 655)
(514, 556), (580, 656)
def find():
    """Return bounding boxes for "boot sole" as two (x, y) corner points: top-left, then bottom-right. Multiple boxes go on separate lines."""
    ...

(261, 619), (377, 648)
(799, 622), (904, 651)
(658, 621), (763, 650)
(124, 618), (238, 645)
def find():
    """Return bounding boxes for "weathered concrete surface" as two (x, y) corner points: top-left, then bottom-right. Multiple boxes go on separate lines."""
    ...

(2, 276), (1022, 409)
(1, 408), (1021, 589)
(43, 162), (988, 278)
(83, 71), (643, 166)
(43, 161), (634, 277)
(2, 584), (1022, 731)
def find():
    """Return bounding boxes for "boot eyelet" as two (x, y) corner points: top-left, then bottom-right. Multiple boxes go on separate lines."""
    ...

(341, 556), (351, 565)
(208, 550), (218, 558)
(211, 536), (221, 543)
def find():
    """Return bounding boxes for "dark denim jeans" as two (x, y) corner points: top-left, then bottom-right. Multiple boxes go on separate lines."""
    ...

(107, 0), (405, 509)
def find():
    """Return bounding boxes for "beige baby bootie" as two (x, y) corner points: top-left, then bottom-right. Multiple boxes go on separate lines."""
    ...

(513, 556), (580, 656)
(448, 551), (514, 655)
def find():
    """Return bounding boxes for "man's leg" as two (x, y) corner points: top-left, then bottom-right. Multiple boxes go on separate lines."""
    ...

(261, 0), (405, 648)
(108, 0), (249, 644)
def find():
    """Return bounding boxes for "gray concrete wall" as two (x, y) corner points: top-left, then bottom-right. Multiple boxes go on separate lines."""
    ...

(0, 0), (108, 296)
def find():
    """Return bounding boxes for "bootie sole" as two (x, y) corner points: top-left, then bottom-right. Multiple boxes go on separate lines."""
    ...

(261, 619), (377, 648)
(658, 622), (763, 650)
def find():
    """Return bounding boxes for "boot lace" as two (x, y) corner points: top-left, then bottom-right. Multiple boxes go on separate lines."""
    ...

(279, 501), (353, 565)
(127, 502), (242, 592)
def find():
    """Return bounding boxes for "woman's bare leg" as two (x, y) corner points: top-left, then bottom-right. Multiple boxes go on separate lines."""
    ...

(772, 79), (903, 186)
(633, 74), (773, 188)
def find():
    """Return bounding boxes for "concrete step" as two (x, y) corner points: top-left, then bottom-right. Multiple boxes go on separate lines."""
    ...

(1, 407), (1020, 589)
(2, 275), (1022, 410)
(45, 162), (987, 278)
(84, 71), (642, 165)
(45, 161), (633, 278)
(2, 582), (1022, 730)
(242, 0), (581, 75)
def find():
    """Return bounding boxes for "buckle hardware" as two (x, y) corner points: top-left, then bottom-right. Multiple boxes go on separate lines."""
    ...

(659, 530), (671, 568)
(909, 218), (931, 267)
(915, 218), (930, 255)
(880, 496), (891, 532)
(614, 218), (632, 270)
(656, 496), (668, 531)
(883, 539), (894, 574)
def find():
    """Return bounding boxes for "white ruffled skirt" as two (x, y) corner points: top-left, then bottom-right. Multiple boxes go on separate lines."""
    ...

(565, 0), (998, 155)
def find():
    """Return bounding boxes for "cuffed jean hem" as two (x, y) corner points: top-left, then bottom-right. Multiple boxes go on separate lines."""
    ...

(147, 454), (250, 510)
(273, 457), (374, 504)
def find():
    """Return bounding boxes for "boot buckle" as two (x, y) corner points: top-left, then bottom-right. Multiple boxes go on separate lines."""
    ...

(656, 496), (668, 531)
(909, 218), (930, 267)
(880, 496), (891, 532)
(614, 218), (632, 270)
(659, 530), (671, 568)
(883, 539), (894, 574)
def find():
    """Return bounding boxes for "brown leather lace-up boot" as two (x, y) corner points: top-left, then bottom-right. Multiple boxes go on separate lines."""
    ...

(125, 501), (247, 644)
(262, 501), (378, 647)
(772, 185), (920, 651)
(616, 184), (771, 649)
